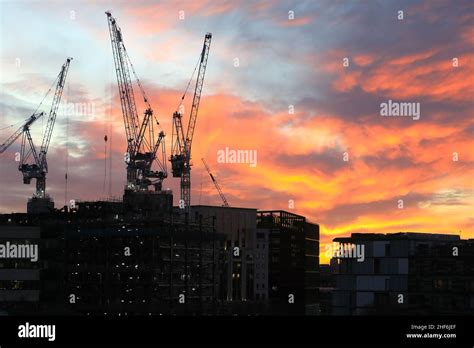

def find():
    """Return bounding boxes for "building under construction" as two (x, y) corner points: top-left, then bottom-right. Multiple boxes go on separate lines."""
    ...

(0, 200), (227, 316)
(0, 202), (321, 316)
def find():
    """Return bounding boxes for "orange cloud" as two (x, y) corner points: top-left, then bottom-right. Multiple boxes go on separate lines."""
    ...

(325, 47), (474, 102)
(353, 54), (374, 67)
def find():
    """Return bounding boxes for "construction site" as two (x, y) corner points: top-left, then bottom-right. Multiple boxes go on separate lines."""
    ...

(0, 1), (472, 346)
(0, 12), (320, 316)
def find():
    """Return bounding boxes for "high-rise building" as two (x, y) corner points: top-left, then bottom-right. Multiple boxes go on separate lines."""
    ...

(190, 205), (257, 310)
(256, 211), (320, 315)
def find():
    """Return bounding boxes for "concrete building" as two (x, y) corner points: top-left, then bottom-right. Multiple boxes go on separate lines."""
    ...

(254, 228), (269, 304)
(0, 201), (228, 316)
(318, 264), (336, 315)
(331, 232), (474, 315)
(0, 225), (41, 314)
(62, 216), (226, 315)
(190, 205), (257, 304)
(0, 215), (68, 315)
(0, 202), (322, 316)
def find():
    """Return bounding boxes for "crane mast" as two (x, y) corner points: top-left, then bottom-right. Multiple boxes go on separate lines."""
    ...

(170, 33), (212, 212)
(106, 11), (167, 192)
(30, 57), (71, 196)
(201, 158), (229, 207)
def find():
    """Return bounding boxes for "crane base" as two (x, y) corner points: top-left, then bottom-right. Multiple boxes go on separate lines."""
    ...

(27, 196), (54, 214)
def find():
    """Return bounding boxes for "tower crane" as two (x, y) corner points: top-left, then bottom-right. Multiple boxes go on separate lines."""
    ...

(170, 33), (212, 212)
(106, 11), (167, 192)
(0, 57), (72, 201)
(201, 158), (229, 207)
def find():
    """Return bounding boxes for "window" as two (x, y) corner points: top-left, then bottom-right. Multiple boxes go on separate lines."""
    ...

(374, 292), (389, 306)
(434, 279), (444, 290)
(374, 258), (381, 274)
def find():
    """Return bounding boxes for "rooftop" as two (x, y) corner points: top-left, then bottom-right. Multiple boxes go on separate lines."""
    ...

(334, 232), (462, 243)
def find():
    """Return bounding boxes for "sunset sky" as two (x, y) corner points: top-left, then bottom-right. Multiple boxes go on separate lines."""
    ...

(0, 0), (472, 263)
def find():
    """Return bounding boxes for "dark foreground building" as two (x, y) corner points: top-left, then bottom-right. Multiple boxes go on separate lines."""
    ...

(256, 210), (320, 315)
(331, 232), (474, 315)
(190, 205), (260, 314)
(0, 197), (227, 316)
(0, 224), (42, 314)
(0, 196), (322, 316)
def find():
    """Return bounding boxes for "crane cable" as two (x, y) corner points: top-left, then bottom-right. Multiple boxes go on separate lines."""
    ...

(176, 54), (201, 113)
(103, 135), (108, 197)
(32, 73), (58, 116)
(64, 79), (70, 208)
(0, 119), (26, 131)
(0, 69), (61, 132)
(124, 47), (164, 133)
(123, 46), (165, 158)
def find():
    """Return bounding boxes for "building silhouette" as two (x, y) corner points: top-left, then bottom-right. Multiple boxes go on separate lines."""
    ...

(256, 210), (320, 315)
(331, 232), (474, 315)
(0, 205), (321, 316)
